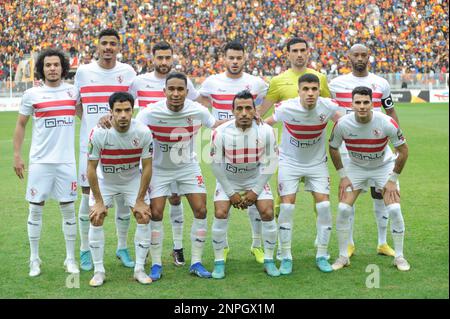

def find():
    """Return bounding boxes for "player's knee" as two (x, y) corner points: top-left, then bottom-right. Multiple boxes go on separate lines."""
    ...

(90, 218), (104, 227)
(81, 187), (90, 195)
(259, 207), (274, 221)
(168, 195), (181, 206)
(136, 215), (150, 225)
(193, 206), (207, 219)
(370, 187), (383, 200)
(151, 210), (163, 221)
(214, 209), (229, 219)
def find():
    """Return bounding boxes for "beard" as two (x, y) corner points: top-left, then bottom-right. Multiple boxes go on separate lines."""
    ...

(155, 64), (172, 75)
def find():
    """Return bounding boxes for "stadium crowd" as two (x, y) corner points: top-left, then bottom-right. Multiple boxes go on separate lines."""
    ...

(0, 0), (448, 81)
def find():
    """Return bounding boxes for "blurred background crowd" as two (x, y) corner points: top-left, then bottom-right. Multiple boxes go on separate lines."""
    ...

(0, 0), (448, 85)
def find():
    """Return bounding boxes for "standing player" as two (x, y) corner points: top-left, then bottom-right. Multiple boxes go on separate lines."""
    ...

(329, 86), (410, 272)
(256, 37), (331, 258)
(75, 29), (137, 271)
(129, 41), (200, 266)
(87, 92), (153, 286)
(13, 49), (79, 277)
(265, 74), (341, 274)
(198, 41), (269, 264)
(210, 90), (279, 279)
(136, 72), (225, 280)
(329, 44), (400, 258)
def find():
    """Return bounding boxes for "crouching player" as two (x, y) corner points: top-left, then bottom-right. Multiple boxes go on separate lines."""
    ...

(87, 92), (154, 286)
(210, 90), (279, 278)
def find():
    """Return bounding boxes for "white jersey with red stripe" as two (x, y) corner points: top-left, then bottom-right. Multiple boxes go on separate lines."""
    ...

(329, 72), (393, 113)
(199, 72), (268, 120)
(273, 97), (339, 168)
(87, 119), (153, 186)
(135, 99), (216, 170)
(75, 61), (136, 152)
(19, 82), (79, 164)
(129, 71), (199, 110)
(329, 112), (405, 169)
(210, 120), (277, 182)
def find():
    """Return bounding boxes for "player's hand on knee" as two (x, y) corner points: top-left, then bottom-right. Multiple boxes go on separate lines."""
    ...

(339, 177), (353, 201)
(243, 190), (258, 208)
(383, 181), (400, 204)
(13, 156), (25, 179)
(89, 202), (107, 225)
(133, 200), (151, 222)
(97, 114), (112, 129)
(230, 193), (243, 209)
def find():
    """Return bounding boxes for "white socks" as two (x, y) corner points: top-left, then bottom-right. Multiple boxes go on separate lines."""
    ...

(115, 198), (131, 250)
(89, 225), (105, 273)
(27, 204), (43, 261)
(373, 199), (389, 246)
(134, 223), (151, 271)
(60, 202), (76, 261)
(78, 194), (90, 251)
(278, 203), (295, 260)
(247, 205), (262, 248)
(212, 217), (228, 261)
(348, 205), (355, 245)
(149, 220), (163, 266)
(169, 202), (184, 250)
(262, 219), (277, 260)
(336, 202), (353, 257)
(191, 218), (207, 265)
(316, 201), (332, 258)
(386, 203), (405, 258)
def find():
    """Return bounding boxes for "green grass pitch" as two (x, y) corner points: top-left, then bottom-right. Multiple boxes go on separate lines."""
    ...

(0, 103), (448, 298)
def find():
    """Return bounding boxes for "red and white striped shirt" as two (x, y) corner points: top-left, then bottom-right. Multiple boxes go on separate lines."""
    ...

(329, 72), (393, 112)
(329, 112), (405, 168)
(135, 99), (215, 170)
(20, 82), (79, 163)
(199, 72), (268, 120)
(74, 61), (136, 152)
(210, 120), (277, 182)
(273, 97), (339, 168)
(88, 119), (153, 185)
(128, 71), (199, 110)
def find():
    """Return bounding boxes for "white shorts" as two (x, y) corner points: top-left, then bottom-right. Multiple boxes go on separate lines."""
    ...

(214, 180), (273, 202)
(149, 165), (206, 199)
(78, 151), (89, 187)
(277, 161), (330, 196)
(89, 186), (150, 208)
(26, 163), (78, 203)
(346, 161), (399, 192)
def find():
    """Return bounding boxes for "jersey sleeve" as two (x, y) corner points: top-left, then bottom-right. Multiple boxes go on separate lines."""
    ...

(385, 118), (406, 148)
(324, 98), (340, 116)
(329, 121), (344, 149)
(19, 90), (34, 116)
(73, 67), (82, 92)
(272, 101), (284, 122)
(254, 78), (269, 106)
(319, 73), (331, 98)
(198, 77), (212, 98)
(210, 128), (224, 163)
(135, 108), (150, 125)
(128, 78), (138, 100)
(380, 80), (395, 110)
(140, 129), (153, 159)
(200, 105), (216, 128)
(328, 79), (338, 99)
(265, 76), (281, 102)
(88, 129), (102, 160)
(187, 78), (200, 100)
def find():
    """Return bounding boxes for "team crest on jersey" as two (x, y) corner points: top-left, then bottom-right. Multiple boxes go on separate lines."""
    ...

(373, 128), (381, 137)
(319, 113), (326, 122)
(132, 138), (140, 147)
(117, 75), (124, 83)
(30, 188), (38, 197)
(371, 83), (379, 91)
(186, 116), (193, 125)
(67, 90), (74, 98)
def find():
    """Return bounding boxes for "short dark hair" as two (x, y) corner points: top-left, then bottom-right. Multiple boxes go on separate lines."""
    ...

(98, 29), (120, 41)
(298, 73), (320, 86)
(109, 92), (134, 110)
(224, 41), (245, 55)
(152, 41), (172, 55)
(35, 48), (70, 80)
(232, 90), (255, 109)
(352, 86), (373, 99)
(286, 37), (308, 51)
(166, 72), (187, 86)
